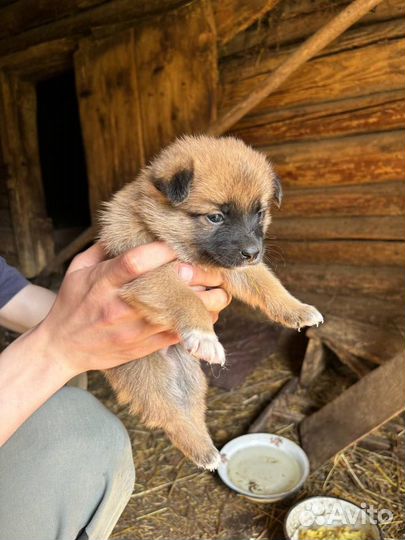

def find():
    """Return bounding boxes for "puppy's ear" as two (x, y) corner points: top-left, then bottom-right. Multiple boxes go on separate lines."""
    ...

(272, 174), (282, 208)
(154, 168), (193, 206)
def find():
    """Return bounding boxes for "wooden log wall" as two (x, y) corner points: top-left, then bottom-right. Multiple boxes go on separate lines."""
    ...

(219, 0), (405, 328)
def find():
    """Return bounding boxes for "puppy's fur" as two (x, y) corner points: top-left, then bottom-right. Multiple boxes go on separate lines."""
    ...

(100, 136), (323, 469)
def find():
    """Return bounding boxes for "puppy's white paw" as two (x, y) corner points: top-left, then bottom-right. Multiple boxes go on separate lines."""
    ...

(279, 302), (324, 330)
(195, 447), (221, 471)
(296, 304), (324, 330)
(182, 330), (226, 366)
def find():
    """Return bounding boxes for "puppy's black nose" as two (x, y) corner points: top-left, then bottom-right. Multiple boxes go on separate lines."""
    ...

(240, 245), (260, 261)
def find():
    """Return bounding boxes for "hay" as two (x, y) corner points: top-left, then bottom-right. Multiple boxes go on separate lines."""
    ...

(88, 351), (404, 540)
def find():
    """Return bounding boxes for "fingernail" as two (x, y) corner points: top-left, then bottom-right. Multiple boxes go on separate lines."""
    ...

(178, 264), (193, 283)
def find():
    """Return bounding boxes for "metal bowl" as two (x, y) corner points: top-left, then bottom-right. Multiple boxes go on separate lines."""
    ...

(217, 433), (310, 503)
(284, 496), (384, 539)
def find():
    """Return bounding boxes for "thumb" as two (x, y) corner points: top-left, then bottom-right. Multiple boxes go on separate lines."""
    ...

(100, 242), (177, 287)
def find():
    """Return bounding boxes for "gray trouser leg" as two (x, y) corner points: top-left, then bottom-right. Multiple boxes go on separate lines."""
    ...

(0, 387), (135, 540)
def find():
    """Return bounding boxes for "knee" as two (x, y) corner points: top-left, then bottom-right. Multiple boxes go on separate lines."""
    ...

(43, 387), (135, 487)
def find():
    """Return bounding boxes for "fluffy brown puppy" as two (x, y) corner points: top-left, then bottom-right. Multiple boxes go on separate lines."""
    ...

(100, 135), (323, 469)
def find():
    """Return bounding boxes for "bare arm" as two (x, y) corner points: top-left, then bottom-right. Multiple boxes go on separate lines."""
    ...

(0, 284), (56, 333)
(0, 244), (229, 446)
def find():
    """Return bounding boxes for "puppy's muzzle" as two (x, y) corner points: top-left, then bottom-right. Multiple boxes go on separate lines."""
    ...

(239, 242), (262, 264)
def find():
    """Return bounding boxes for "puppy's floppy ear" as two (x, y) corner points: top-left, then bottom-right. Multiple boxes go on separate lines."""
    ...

(272, 174), (283, 208)
(154, 168), (194, 206)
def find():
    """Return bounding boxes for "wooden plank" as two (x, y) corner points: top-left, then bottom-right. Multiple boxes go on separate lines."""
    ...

(278, 182), (405, 218)
(288, 291), (405, 331)
(212, 0), (280, 45)
(270, 240), (405, 267)
(210, 0), (387, 136)
(326, 342), (372, 378)
(39, 226), (96, 276)
(300, 338), (327, 387)
(300, 352), (405, 469)
(276, 263), (405, 301)
(0, 73), (54, 276)
(0, 0), (108, 40)
(0, 0), (187, 56)
(306, 315), (404, 365)
(232, 90), (405, 144)
(0, 38), (75, 79)
(75, 1), (217, 213)
(220, 39), (405, 116)
(264, 131), (405, 188)
(249, 378), (300, 433)
(133, 0), (218, 160)
(269, 216), (405, 241)
(221, 0), (405, 57)
(75, 29), (147, 216)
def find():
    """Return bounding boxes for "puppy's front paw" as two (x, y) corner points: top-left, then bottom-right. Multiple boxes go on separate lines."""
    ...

(182, 330), (226, 366)
(282, 303), (324, 330)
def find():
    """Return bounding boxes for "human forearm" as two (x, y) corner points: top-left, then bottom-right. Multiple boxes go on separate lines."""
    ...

(0, 325), (75, 446)
(0, 284), (56, 333)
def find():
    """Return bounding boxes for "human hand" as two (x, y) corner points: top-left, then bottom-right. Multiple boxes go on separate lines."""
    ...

(36, 243), (230, 376)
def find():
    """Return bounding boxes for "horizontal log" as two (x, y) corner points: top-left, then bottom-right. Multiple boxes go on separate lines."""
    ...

(268, 240), (405, 267)
(269, 216), (405, 241)
(307, 314), (404, 364)
(0, 38), (75, 78)
(287, 291), (404, 330)
(221, 0), (405, 57)
(211, 0), (386, 136)
(212, 0), (279, 46)
(265, 131), (405, 188)
(232, 90), (405, 144)
(0, 0), (188, 56)
(275, 262), (405, 300)
(279, 181), (405, 218)
(220, 39), (405, 115)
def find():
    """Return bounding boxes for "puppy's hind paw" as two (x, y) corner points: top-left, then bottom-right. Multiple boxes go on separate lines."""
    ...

(195, 447), (221, 471)
(182, 330), (226, 366)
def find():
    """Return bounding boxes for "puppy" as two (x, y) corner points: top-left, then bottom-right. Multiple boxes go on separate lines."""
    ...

(99, 135), (323, 470)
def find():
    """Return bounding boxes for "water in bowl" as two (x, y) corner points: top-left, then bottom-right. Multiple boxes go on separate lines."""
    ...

(228, 445), (301, 497)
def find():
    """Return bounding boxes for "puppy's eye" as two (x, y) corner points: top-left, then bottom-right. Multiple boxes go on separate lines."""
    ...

(207, 213), (224, 224)
(257, 209), (266, 218)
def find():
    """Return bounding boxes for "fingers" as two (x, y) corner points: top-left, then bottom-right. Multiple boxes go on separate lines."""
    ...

(195, 287), (231, 313)
(132, 331), (180, 358)
(66, 243), (105, 274)
(177, 264), (223, 288)
(99, 242), (177, 287)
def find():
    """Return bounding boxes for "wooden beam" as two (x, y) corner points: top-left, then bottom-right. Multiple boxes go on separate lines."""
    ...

(249, 378), (299, 433)
(232, 90), (405, 145)
(299, 338), (327, 388)
(269, 216), (405, 241)
(209, 0), (385, 135)
(0, 0), (188, 56)
(300, 352), (405, 470)
(264, 131), (405, 188)
(277, 263), (405, 301)
(279, 182), (405, 218)
(212, 0), (279, 46)
(0, 73), (54, 276)
(75, 1), (217, 215)
(39, 226), (96, 277)
(306, 315), (404, 365)
(270, 240), (405, 267)
(221, 0), (405, 58)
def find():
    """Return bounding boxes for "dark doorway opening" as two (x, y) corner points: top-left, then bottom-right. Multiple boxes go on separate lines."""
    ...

(36, 70), (91, 251)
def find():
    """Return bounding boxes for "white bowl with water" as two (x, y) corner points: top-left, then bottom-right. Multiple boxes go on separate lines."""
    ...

(217, 433), (309, 502)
